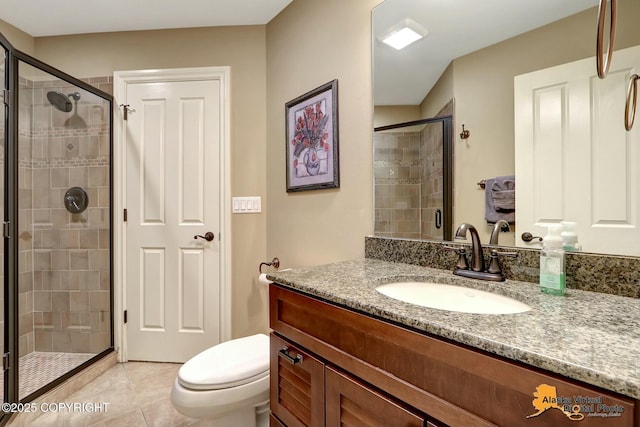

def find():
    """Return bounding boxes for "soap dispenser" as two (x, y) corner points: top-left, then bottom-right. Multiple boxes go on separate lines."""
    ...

(560, 221), (582, 252)
(540, 224), (566, 295)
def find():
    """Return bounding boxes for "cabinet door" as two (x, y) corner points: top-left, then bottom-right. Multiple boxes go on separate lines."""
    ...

(326, 366), (427, 427)
(270, 333), (325, 427)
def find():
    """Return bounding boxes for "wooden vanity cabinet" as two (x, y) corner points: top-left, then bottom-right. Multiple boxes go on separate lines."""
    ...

(269, 284), (637, 427)
(271, 332), (429, 427)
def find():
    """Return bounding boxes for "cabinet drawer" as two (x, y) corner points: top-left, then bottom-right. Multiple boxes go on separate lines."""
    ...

(270, 333), (325, 427)
(326, 366), (427, 427)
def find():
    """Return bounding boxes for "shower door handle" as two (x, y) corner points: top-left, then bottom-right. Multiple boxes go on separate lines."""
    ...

(435, 209), (442, 229)
(194, 232), (215, 241)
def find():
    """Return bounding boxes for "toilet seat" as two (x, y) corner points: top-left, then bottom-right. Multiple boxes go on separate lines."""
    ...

(178, 333), (270, 390)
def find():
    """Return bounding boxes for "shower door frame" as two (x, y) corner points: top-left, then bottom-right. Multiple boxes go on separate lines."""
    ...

(0, 33), (115, 421)
(2, 30), (19, 411)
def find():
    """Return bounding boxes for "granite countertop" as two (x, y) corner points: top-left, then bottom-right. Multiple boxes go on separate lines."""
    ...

(267, 259), (640, 400)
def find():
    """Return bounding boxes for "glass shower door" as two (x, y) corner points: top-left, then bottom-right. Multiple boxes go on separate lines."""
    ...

(420, 120), (446, 240)
(16, 60), (112, 400)
(0, 32), (113, 416)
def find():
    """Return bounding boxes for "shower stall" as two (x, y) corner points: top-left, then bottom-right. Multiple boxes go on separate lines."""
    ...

(0, 33), (113, 416)
(373, 116), (453, 240)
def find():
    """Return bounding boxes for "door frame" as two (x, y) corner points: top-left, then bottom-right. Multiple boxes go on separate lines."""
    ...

(113, 67), (232, 362)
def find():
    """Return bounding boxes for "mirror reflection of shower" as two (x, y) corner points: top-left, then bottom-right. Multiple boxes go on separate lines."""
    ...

(46, 90), (87, 128)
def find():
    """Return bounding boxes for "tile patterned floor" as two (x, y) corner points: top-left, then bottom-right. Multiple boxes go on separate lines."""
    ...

(26, 362), (206, 427)
(18, 352), (95, 399)
(0, 352), (96, 402)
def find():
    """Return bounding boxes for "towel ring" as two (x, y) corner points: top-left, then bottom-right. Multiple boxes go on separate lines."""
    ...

(596, 0), (617, 79)
(625, 74), (639, 131)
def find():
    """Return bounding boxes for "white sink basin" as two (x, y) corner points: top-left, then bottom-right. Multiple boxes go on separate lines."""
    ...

(375, 282), (531, 315)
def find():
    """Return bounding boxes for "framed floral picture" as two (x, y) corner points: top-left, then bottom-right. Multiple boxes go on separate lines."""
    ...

(285, 79), (339, 192)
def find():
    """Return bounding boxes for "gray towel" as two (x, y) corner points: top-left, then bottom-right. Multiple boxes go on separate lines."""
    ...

(484, 176), (515, 224)
(492, 176), (515, 211)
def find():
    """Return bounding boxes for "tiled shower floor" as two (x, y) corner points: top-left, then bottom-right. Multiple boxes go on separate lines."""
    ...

(0, 351), (95, 400)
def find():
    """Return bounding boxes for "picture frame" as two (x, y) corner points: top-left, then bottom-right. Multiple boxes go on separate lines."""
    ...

(285, 79), (339, 192)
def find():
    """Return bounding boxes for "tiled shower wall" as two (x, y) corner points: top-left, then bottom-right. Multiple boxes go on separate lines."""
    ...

(374, 131), (422, 239)
(18, 76), (112, 357)
(374, 126), (444, 240)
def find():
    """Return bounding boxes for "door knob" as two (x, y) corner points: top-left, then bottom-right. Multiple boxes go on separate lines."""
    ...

(194, 232), (215, 241)
(521, 232), (542, 243)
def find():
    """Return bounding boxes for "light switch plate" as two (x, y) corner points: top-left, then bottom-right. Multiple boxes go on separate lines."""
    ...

(232, 196), (262, 213)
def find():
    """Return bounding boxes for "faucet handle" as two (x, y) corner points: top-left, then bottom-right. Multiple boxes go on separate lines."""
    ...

(487, 249), (518, 274)
(443, 246), (469, 270)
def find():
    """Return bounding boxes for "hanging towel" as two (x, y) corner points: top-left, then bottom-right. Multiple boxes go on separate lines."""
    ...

(484, 176), (515, 224)
(492, 176), (515, 211)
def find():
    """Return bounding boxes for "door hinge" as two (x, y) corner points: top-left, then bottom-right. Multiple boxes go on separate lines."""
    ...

(3, 353), (9, 370)
(123, 209), (127, 222)
(124, 310), (128, 324)
(3, 221), (9, 238)
(2, 89), (9, 107)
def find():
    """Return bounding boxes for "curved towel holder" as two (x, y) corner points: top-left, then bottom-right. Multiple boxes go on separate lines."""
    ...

(259, 257), (280, 273)
(596, 0), (617, 79)
(626, 74), (639, 131)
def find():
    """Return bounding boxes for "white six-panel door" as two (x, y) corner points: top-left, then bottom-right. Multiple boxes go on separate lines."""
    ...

(115, 68), (230, 362)
(515, 45), (640, 255)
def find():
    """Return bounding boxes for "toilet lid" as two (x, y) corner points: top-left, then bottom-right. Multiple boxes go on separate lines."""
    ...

(178, 333), (270, 390)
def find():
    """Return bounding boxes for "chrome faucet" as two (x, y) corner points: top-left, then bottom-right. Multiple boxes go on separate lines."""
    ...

(489, 220), (511, 245)
(449, 223), (517, 282)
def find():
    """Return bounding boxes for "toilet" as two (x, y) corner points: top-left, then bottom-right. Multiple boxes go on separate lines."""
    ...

(171, 333), (270, 427)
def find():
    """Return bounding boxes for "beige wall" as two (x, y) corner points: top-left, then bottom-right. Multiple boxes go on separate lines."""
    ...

(0, 19), (34, 54)
(266, 0), (377, 269)
(373, 105), (420, 128)
(429, 1), (640, 244)
(33, 26), (268, 339)
(420, 62), (453, 119)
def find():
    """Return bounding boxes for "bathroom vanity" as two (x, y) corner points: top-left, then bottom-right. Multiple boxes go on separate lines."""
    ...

(267, 259), (639, 427)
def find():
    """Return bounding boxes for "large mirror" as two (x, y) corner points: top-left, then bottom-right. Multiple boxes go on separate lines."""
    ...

(373, 0), (640, 256)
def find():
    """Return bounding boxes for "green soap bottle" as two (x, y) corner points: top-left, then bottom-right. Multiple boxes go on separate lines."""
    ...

(540, 224), (566, 295)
